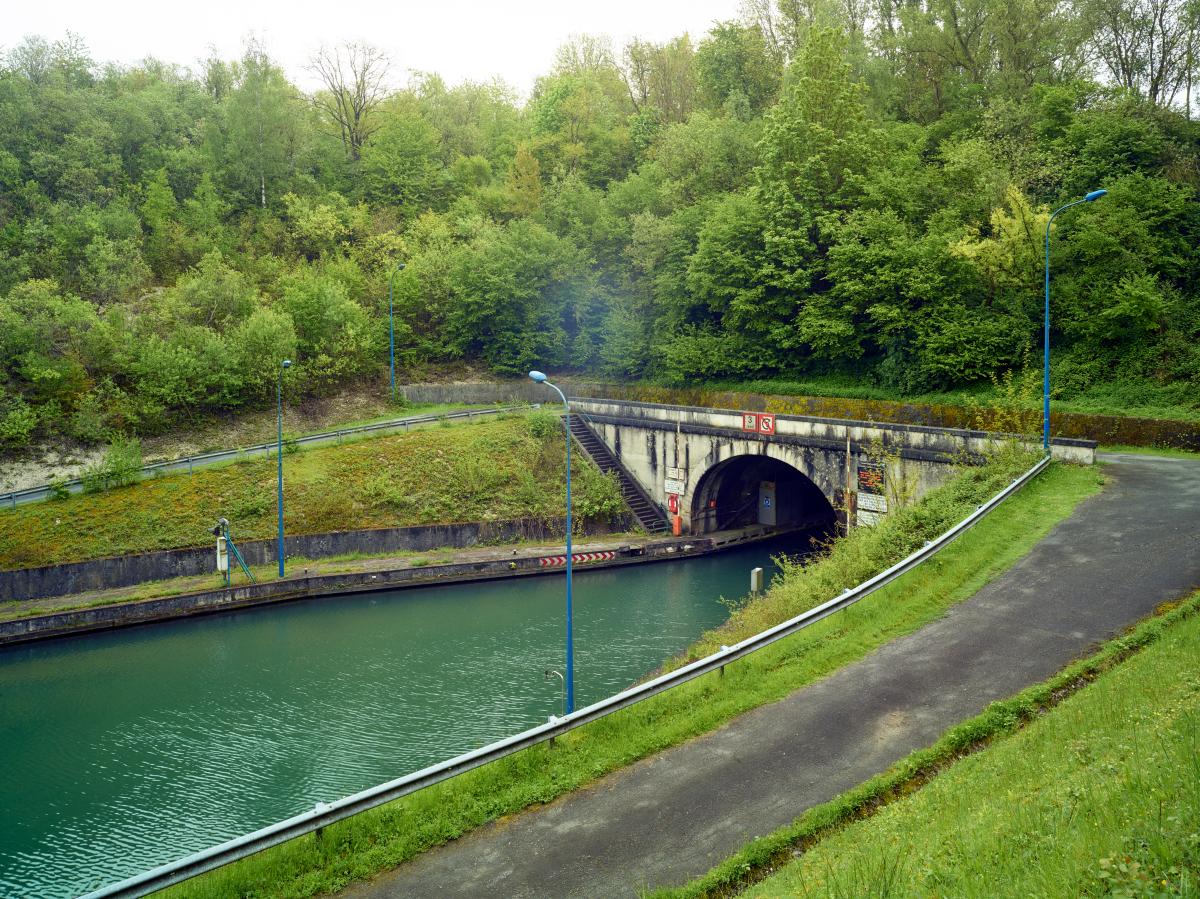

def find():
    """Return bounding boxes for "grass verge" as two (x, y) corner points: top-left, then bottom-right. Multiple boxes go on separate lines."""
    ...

(165, 457), (1100, 898)
(1099, 444), (1200, 459)
(659, 588), (1200, 899)
(0, 412), (624, 570)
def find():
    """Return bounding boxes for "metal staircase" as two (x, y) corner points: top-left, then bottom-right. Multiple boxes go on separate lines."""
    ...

(568, 416), (670, 534)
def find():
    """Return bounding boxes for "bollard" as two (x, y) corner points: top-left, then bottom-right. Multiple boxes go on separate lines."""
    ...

(750, 567), (764, 595)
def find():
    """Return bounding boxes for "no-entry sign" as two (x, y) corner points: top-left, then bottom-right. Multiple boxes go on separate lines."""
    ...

(740, 412), (776, 435)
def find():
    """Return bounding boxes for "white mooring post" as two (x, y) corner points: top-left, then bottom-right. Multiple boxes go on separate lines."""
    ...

(750, 567), (764, 595)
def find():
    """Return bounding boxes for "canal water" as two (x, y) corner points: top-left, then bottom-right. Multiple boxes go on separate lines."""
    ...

(0, 534), (814, 896)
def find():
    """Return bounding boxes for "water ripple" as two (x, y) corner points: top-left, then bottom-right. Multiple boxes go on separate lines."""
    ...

(0, 536), (811, 896)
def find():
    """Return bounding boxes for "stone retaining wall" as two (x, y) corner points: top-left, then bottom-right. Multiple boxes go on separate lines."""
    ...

(0, 534), (711, 646)
(1, 517), (631, 603)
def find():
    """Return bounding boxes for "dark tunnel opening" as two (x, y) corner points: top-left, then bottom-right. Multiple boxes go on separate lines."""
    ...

(689, 454), (837, 539)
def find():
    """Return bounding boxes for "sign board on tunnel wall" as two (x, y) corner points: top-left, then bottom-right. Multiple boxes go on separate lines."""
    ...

(855, 461), (888, 526)
(857, 461), (886, 494)
(739, 412), (776, 435)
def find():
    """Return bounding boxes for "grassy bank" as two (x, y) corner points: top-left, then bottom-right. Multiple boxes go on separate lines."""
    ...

(676, 589), (1200, 899)
(165, 456), (1099, 898)
(674, 449), (1086, 665)
(1099, 444), (1200, 459)
(0, 412), (623, 570)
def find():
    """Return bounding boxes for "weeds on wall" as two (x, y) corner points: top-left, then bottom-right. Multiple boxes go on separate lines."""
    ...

(968, 356), (1044, 439)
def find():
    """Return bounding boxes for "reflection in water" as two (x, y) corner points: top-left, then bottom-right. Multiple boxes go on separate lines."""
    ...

(0, 534), (817, 896)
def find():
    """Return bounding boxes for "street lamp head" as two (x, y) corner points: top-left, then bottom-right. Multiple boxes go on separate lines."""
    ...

(528, 370), (547, 383)
(1084, 189), (1107, 202)
(397, 262), (406, 271)
(281, 359), (292, 369)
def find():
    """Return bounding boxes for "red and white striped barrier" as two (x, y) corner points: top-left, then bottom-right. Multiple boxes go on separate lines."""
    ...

(538, 551), (616, 568)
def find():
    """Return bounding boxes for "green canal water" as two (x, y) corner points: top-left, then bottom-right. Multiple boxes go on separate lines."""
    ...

(0, 535), (815, 897)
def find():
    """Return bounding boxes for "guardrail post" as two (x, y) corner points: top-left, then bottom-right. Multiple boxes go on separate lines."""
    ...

(187, 457), (193, 475)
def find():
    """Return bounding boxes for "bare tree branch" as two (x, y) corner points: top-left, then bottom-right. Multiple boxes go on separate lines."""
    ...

(309, 42), (393, 161)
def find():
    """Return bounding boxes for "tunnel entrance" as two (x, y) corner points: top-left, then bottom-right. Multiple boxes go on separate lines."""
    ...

(690, 455), (836, 536)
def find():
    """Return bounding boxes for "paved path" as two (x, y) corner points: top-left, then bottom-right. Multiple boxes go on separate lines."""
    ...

(345, 454), (1200, 898)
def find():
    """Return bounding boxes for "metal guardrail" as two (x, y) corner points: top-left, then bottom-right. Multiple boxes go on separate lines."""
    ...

(83, 453), (1051, 898)
(1, 405), (534, 510)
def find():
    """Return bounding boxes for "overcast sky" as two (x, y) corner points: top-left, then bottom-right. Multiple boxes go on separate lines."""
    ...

(6, 0), (744, 96)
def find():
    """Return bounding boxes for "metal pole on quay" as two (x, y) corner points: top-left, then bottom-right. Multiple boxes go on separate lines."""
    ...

(277, 358), (292, 578)
(529, 369), (575, 714)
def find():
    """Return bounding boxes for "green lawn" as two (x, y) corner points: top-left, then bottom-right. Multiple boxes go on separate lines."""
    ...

(735, 591), (1200, 899)
(1099, 444), (1200, 460)
(0, 412), (623, 570)
(167, 456), (1100, 898)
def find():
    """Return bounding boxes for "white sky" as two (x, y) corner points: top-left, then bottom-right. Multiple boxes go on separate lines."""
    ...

(6, 0), (744, 97)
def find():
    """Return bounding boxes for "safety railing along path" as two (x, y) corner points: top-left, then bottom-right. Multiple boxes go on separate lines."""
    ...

(1, 405), (535, 509)
(84, 453), (1052, 898)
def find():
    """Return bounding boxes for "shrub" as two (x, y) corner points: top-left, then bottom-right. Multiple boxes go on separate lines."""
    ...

(0, 399), (39, 450)
(80, 436), (143, 493)
(526, 409), (562, 440)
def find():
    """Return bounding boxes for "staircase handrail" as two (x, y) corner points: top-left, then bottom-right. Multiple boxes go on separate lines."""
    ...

(568, 411), (669, 530)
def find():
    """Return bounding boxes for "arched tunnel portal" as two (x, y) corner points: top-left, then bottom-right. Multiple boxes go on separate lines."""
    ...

(689, 454), (837, 537)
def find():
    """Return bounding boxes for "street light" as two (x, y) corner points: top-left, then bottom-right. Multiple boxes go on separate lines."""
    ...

(277, 359), (292, 578)
(529, 369), (575, 714)
(1043, 189), (1106, 451)
(388, 261), (406, 402)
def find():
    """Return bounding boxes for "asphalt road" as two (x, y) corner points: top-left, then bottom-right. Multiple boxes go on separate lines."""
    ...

(345, 453), (1200, 898)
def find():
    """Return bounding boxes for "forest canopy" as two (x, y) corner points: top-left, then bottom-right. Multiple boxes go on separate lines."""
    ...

(1, 0), (1199, 450)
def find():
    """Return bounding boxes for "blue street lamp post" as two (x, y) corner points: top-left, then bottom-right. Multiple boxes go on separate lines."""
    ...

(529, 370), (574, 714)
(388, 262), (406, 401)
(277, 359), (292, 578)
(1044, 189), (1107, 451)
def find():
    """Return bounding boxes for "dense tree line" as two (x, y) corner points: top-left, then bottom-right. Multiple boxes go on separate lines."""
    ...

(1, 1), (1199, 450)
